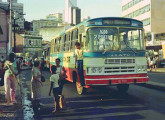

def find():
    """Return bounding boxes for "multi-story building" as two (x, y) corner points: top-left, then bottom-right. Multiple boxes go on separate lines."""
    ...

(64, 0), (81, 25)
(22, 35), (42, 58)
(39, 26), (66, 42)
(0, 0), (24, 29)
(32, 19), (59, 34)
(122, 0), (165, 46)
(46, 13), (63, 23)
(70, 7), (81, 25)
(0, 8), (9, 59)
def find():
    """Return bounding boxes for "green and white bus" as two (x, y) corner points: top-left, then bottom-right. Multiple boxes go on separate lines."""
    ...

(50, 17), (149, 94)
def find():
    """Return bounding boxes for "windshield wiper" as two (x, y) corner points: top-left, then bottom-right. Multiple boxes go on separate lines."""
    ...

(102, 48), (108, 54)
(123, 40), (137, 54)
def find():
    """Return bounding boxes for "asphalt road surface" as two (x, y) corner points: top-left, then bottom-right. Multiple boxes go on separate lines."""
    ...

(22, 70), (165, 120)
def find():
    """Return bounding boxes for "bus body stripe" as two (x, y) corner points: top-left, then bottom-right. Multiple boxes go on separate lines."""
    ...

(50, 51), (145, 58)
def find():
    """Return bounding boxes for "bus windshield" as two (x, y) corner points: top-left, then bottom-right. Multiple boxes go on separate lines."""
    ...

(119, 28), (144, 50)
(86, 27), (144, 52)
(86, 27), (119, 51)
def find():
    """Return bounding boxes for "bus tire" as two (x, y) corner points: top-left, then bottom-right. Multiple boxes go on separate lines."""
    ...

(72, 71), (86, 95)
(117, 84), (129, 93)
(76, 82), (86, 95)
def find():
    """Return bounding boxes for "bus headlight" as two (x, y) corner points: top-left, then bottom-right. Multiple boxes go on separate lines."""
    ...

(91, 67), (97, 73)
(98, 67), (102, 73)
(87, 67), (103, 74)
(137, 65), (147, 72)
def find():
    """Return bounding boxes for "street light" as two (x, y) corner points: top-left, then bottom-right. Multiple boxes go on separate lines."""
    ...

(13, 11), (19, 53)
(9, 0), (12, 55)
(13, 11), (25, 53)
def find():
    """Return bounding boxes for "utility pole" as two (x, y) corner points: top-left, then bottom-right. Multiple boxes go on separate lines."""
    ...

(14, 17), (16, 52)
(8, 0), (12, 54)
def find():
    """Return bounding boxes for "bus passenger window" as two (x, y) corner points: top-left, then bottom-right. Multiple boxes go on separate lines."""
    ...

(61, 36), (64, 52)
(64, 35), (67, 51)
(55, 39), (57, 52)
(59, 37), (61, 52)
(66, 33), (70, 51)
(70, 31), (74, 51)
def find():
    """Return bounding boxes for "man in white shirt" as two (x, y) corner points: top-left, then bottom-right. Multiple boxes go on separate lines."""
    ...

(75, 42), (85, 87)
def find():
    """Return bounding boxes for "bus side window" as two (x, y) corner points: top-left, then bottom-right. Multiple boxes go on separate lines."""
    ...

(61, 35), (65, 52)
(64, 34), (67, 51)
(79, 34), (83, 47)
(55, 39), (57, 52)
(66, 33), (70, 51)
(76, 29), (78, 40)
(53, 39), (55, 53)
(73, 29), (78, 49)
(59, 37), (61, 52)
(70, 31), (74, 51)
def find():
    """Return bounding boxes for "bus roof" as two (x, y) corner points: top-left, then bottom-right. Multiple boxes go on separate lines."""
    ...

(52, 17), (143, 40)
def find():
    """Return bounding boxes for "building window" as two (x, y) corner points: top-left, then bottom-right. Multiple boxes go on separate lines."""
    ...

(142, 18), (150, 26)
(122, 0), (144, 12)
(125, 4), (150, 18)
(29, 40), (31, 45)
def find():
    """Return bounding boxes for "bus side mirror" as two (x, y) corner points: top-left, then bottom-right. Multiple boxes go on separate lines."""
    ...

(83, 35), (86, 38)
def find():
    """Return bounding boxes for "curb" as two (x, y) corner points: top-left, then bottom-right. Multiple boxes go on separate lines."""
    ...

(21, 76), (34, 120)
(147, 69), (165, 73)
(138, 81), (165, 91)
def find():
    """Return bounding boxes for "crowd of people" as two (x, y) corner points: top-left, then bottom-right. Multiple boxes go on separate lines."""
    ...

(147, 55), (159, 72)
(0, 42), (85, 115)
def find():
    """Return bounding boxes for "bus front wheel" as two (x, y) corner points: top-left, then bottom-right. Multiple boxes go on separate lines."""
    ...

(117, 84), (129, 93)
(76, 82), (86, 95)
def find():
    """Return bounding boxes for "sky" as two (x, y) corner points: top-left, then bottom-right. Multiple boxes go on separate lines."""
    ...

(3, 0), (122, 22)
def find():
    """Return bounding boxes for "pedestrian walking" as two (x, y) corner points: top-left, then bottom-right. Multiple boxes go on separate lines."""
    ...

(53, 58), (67, 95)
(49, 65), (60, 113)
(3, 53), (19, 105)
(75, 42), (85, 87)
(153, 56), (158, 71)
(31, 60), (43, 110)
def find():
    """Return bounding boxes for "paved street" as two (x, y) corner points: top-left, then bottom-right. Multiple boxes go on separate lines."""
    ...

(20, 69), (165, 120)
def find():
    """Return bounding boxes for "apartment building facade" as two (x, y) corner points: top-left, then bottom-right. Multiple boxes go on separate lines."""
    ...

(122, 0), (165, 46)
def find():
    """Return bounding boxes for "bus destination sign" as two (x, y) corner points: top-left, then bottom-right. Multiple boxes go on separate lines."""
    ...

(103, 19), (131, 25)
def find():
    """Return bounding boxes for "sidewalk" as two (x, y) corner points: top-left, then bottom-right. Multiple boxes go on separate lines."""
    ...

(0, 76), (23, 120)
(147, 67), (165, 73)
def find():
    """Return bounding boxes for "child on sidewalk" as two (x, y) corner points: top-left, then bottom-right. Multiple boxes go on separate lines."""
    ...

(49, 66), (60, 113)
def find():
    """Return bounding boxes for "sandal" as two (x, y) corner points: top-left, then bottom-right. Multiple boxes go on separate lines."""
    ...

(52, 110), (60, 114)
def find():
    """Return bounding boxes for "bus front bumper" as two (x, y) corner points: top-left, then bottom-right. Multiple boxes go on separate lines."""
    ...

(85, 74), (149, 85)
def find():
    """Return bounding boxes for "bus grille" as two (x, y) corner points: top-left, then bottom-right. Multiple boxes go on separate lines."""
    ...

(105, 58), (135, 64)
(104, 66), (135, 73)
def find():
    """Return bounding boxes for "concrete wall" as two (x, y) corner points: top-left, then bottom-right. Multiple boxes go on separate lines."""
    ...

(151, 0), (165, 33)
(39, 26), (65, 42)
(0, 9), (8, 59)
(12, 33), (24, 53)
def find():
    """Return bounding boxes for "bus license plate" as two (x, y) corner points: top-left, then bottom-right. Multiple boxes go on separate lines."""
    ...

(118, 79), (128, 84)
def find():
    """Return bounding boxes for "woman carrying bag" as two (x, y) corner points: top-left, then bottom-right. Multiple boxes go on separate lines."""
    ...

(31, 60), (43, 111)
(3, 53), (19, 105)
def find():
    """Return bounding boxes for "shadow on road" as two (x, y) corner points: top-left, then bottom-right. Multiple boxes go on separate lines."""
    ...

(33, 84), (151, 120)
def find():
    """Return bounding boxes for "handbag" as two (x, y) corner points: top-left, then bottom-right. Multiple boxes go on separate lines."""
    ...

(0, 69), (4, 86)
(59, 95), (66, 109)
(59, 67), (67, 80)
(41, 75), (45, 82)
(0, 77), (4, 86)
